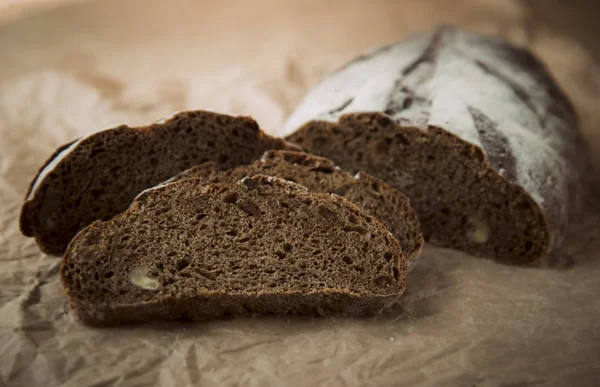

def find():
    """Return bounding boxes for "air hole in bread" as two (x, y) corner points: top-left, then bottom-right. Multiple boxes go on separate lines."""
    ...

(176, 259), (190, 271)
(342, 256), (353, 265)
(309, 165), (335, 174)
(343, 225), (367, 235)
(89, 147), (106, 158)
(317, 205), (337, 220)
(375, 139), (391, 155)
(241, 177), (258, 190)
(90, 189), (104, 199)
(373, 275), (394, 289)
(371, 181), (381, 193)
(384, 251), (393, 261)
(223, 192), (238, 204)
(362, 242), (369, 253)
(237, 200), (261, 217)
(394, 133), (409, 145)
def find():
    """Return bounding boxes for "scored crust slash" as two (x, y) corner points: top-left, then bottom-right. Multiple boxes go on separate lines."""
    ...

(283, 26), (589, 265)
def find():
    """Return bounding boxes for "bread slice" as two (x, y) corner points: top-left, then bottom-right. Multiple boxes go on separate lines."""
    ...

(171, 150), (423, 269)
(20, 110), (297, 256)
(61, 175), (407, 326)
(281, 27), (589, 264)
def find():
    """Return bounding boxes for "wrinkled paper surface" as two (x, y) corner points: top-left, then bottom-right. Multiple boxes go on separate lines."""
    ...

(1, 0), (599, 386)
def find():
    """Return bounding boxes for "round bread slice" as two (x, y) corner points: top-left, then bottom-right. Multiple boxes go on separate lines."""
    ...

(20, 110), (297, 256)
(61, 175), (407, 326)
(171, 150), (423, 269)
(281, 27), (589, 265)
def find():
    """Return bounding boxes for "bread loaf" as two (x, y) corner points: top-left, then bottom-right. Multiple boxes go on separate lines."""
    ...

(61, 175), (407, 326)
(282, 27), (589, 264)
(20, 110), (296, 255)
(172, 150), (423, 268)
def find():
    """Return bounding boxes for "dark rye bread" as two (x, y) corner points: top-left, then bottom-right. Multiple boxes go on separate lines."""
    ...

(20, 110), (297, 256)
(282, 27), (589, 265)
(171, 150), (423, 269)
(61, 175), (407, 326)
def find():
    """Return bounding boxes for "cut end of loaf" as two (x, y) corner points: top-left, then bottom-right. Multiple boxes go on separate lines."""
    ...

(281, 27), (587, 264)
(286, 113), (551, 265)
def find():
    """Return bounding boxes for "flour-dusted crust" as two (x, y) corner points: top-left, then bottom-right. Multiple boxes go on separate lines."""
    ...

(283, 27), (589, 262)
(20, 110), (298, 256)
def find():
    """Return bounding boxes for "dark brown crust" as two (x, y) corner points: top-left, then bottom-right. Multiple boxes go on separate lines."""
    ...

(61, 175), (407, 326)
(70, 291), (401, 327)
(171, 150), (424, 268)
(20, 110), (298, 256)
(23, 137), (81, 200)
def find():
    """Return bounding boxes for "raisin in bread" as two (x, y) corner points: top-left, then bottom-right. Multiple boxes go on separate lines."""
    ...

(172, 150), (423, 269)
(61, 175), (407, 326)
(20, 110), (297, 256)
(281, 27), (589, 264)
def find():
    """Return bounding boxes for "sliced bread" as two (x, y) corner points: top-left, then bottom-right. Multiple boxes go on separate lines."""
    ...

(172, 150), (423, 269)
(61, 175), (407, 326)
(281, 27), (589, 264)
(20, 110), (297, 256)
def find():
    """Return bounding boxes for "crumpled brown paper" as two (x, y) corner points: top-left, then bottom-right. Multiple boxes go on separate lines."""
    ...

(1, 0), (599, 386)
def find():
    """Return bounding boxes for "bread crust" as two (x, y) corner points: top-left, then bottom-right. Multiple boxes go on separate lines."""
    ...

(282, 27), (589, 263)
